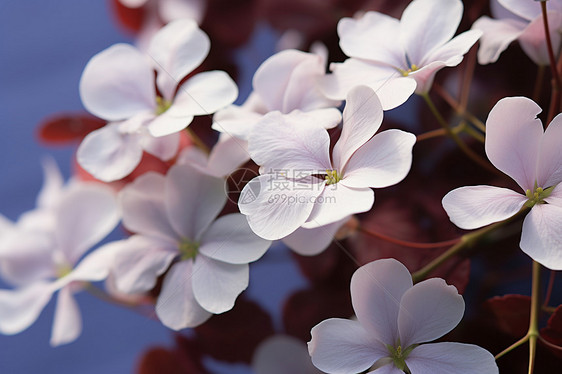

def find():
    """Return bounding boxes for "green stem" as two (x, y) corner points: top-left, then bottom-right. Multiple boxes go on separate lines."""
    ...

(528, 261), (542, 374)
(533, 65), (546, 102)
(186, 127), (210, 155)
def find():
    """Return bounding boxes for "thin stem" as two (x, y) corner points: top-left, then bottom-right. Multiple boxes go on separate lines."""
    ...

(495, 335), (529, 360)
(433, 83), (487, 132)
(533, 65), (546, 102)
(416, 128), (448, 142)
(528, 261), (542, 374)
(186, 127), (210, 154)
(412, 207), (529, 283)
(422, 93), (497, 174)
(358, 226), (461, 249)
(459, 46), (477, 112)
(460, 121), (486, 143)
(541, 1), (562, 124)
(543, 269), (556, 307)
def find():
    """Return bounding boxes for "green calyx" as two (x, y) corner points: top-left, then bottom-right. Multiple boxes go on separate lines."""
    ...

(179, 239), (199, 261)
(524, 185), (555, 208)
(155, 96), (172, 115)
(325, 169), (342, 185)
(385, 342), (417, 373)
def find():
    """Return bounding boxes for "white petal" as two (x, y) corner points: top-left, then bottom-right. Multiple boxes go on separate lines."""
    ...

(55, 184), (120, 264)
(0, 282), (55, 335)
(155, 261), (212, 329)
(66, 240), (123, 283)
(212, 103), (264, 140)
(484, 96), (543, 191)
(192, 256), (248, 314)
(253, 335), (322, 374)
(283, 218), (347, 256)
(146, 111), (194, 138)
(198, 214), (271, 264)
(422, 29), (482, 66)
(50, 286), (82, 346)
(238, 174), (324, 240)
(498, 0), (542, 21)
(406, 342), (498, 374)
(537, 113), (562, 187)
(80, 44), (155, 120)
(148, 19), (210, 100)
(77, 122), (144, 182)
(165, 163), (227, 240)
(442, 185), (526, 230)
(303, 185), (374, 228)
(520, 204), (562, 270)
(472, 16), (525, 64)
(159, 0), (205, 24)
(119, 0), (148, 7)
(400, 0), (463, 66)
(350, 258), (412, 346)
(140, 130), (180, 160)
(207, 133), (251, 177)
(342, 129), (415, 188)
(398, 278), (464, 347)
(520, 12), (562, 66)
(37, 157), (64, 210)
(120, 172), (179, 241)
(333, 86), (384, 171)
(309, 318), (386, 374)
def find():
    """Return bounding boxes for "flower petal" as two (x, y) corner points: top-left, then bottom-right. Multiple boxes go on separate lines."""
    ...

(140, 130), (180, 161)
(207, 133), (251, 177)
(155, 261), (212, 330)
(309, 318), (386, 374)
(37, 157), (64, 210)
(165, 163), (227, 240)
(253, 335), (322, 374)
(398, 278), (464, 347)
(472, 16), (525, 64)
(283, 218), (347, 256)
(198, 214), (271, 264)
(333, 86), (384, 171)
(537, 113), (562, 187)
(406, 342), (498, 374)
(80, 43), (155, 120)
(484, 96), (543, 191)
(520, 204), (562, 270)
(192, 256), (249, 314)
(50, 286), (82, 346)
(498, 0), (542, 21)
(442, 185), (526, 230)
(159, 0), (205, 24)
(422, 29), (482, 66)
(350, 258), (413, 346)
(342, 129), (415, 188)
(519, 12), (562, 66)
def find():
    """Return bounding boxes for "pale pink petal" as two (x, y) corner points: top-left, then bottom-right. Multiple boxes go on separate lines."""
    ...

(37, 157), (64, 210)
(520, 204), (562, 270)
(338, 12), (405, 67)
(50, 286), (82, 346)
(498, 0), (542, 21)
(108, 236), (177, 294)
(545, 182), (562, 206)
(192, 256), (248, 314)
(79, 44), (155, 120)
(207, 134), (250, 177)
(442, 185), (526, 230)
(398, 278), (464, 347)
(422, 30), (482, 66)
(370, 364), (404, 374)
(148, 19), (210, 100)
(332, 86), (384, 171)
(282, 218), (347, 256)
(342, 129), (416, 189)
(303, 185), (374, 228)
(350, 258), (412, 346)
(155, 261), (212, 329)
(165, 164), (227, 240)
(406, 342), (498, 374)
(0, 214), (13, 236)
(0, 282), (55, 335)
(537, 113), (562, 187)
(520, 12), (562, 66)
(146, 112), (194, 138)
(407, 61), (448, 94)
(212, 103), (263, 140)
(484, 96), (543, 191)
(253, 335), (322, 374)
(140, 131), (180, 161)
(77, 122), (144, 182)
(472, 16), (525, 64)
(309, 318), (386, 374)
(248, 111), (333, 174)
(400, 0), (463, 66)
(198, 214), (270, 264)
(120, 172), (179, 242)
(55, 184), (119, 264)
(159, 0), (205, 24)
(238, 175), (324, 240)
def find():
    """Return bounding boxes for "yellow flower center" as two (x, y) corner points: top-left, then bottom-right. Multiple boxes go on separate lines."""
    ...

(325, 169), (342, 185)
(155, 96), (172, 115)
(179, 239), (199, 261)
(525, 185), (554, 208)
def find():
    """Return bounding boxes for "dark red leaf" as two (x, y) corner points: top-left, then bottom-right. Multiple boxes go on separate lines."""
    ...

(37, 113), (105, 144)
(485, 294), (530, 338)
(137, 335), (209, 374)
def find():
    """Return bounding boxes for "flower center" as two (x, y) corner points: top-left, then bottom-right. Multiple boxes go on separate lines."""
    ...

(179, 238), (199, 261)
(155, 96), (172, 115)
(325, 169), (342, 185)
(524, 185), (554, 208)
(386, 342), (417, 373)
(56, 263), (73, 279)
(398, 54), (419, 76)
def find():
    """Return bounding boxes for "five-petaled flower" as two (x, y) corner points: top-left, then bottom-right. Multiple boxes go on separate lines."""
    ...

(308, 258), (498, 374)
(443, 96), (562, 270)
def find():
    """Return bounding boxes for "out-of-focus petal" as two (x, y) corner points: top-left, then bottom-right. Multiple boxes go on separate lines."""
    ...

(342, 129), (415, 189)
(155, 261), (212, 330)
(207, 133), (250, 177)
(406, 342), (498, 374)
(398, 278), (464, 347)
(283, 218), (347, 256)
(159, 0), (206, 24)
(50, 286), (82, 346)
(253, 335), (323, 374)
(140, 130), (180, 161)
(350, 258), (412, 346)
(37, 157), (64, 210)
(309, 318), (386, 374)
(485, 96), (543, 191)
(472, 16), (525, 64)
(80, 44), (155, 121)
(519, 12), (562, 66)
(442, 185), (526, 230)
(199, 214), (270, 264)
(212, 103), (263, 140)
(499, 0), (542, 21)
(520, 204), (562, 270)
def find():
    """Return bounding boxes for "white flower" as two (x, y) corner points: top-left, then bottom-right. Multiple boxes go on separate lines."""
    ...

(443, 96), (562, 270)
(238, 86), (415, 253)
(473, 0), (562, 65)
(77, 19), (238, 182)
(0, 161), (120, 346)
(109, 163), (271, 330)
(321, 0), (481, 107)
(119, 0), (206, 25)
(308, 258), (498, 374)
